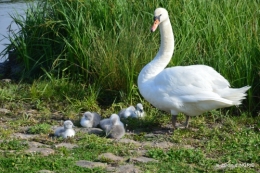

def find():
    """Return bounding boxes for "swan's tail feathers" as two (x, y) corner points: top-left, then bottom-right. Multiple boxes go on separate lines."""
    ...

(221, 86), (251, 106)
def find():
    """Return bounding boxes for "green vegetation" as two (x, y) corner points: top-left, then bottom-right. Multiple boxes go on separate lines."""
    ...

(0, 0), (259, 172)
(0, 139), (29, 150)
(0, 80), (259, 172)
(28, 123), (52, 134)
(1, 0), (259, 113)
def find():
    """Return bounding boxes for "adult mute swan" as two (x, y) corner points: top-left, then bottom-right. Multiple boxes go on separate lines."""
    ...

(137, 8), (250, 129)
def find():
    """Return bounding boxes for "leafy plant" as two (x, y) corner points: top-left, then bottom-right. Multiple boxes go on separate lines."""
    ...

(28, 123), (52, 134)
(0, 139), (28, 150)
(2, 0), (258, 112)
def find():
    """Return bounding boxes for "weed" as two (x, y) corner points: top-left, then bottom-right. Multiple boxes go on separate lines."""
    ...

(27, 123), (52, 134)
(1, 0), (259, 112)
(0, 139), (28, 150)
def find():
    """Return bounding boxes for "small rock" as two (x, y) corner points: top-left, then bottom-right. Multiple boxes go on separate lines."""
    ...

(27, 141), (44, 148)
(129, 150), (147, 156)
(106, 164), (140, 173)
(19, 126), (30, 133)
(0, 108), (11, 114)
(141, 141), (153, 147)
(118, 139), (141, 146)
(25, 147), (55, 156)
(153, 141), (174, 149)
(182, 144), (195, 149)
(1, 79), (11, 83)
(132, 156), (158, 163)
(98, 153), (125, 162)
(75, 160), (107, 169)
(37, 170), (55, 173)
(11, 133), (38, 139)
(55, 143), (78, 149)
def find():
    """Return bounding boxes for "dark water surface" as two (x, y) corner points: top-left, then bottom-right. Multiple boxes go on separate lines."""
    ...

(0, 0), (27, 62)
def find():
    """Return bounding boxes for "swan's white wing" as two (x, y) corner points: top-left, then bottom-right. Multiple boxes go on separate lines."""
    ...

(155, 65), (230, 90)
(146, 65), (235, 115)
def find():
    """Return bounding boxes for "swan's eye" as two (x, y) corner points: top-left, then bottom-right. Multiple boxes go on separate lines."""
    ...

(154, 14), (162, 21)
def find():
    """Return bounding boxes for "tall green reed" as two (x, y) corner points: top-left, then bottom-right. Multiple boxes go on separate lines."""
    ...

(1, 0), (259, 113)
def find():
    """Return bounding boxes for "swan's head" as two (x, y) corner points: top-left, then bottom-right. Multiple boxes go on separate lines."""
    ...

(151, 8), (169, 32)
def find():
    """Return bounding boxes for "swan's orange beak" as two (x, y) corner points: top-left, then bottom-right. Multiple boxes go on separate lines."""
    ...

(151, 19), (160, 32)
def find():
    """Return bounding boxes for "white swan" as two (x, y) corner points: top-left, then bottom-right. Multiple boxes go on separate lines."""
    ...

(137, 8), (251, 129)
(80, 111), (101, 128)
(100, 114), (125, 139)
(118, 103), (145, 118)
(54, 120), (75, 138)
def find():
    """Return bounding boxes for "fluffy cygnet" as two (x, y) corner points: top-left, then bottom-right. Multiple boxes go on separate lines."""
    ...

(118, 103), (145, 118)
(80, 111), (101, 128)
(54, 120), (75, 138)
(100, 114), (125, 139)
(133, 103), (145, 118)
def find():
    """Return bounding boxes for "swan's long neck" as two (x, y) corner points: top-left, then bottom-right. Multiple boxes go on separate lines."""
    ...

(138, 18), (174, 83)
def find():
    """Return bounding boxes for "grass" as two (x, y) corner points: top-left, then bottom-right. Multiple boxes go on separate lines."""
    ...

(0, 0), (259, 113)
(0, 81), (259, 172)
(27, 123), (52, 134)
(0, 0), (259, 172)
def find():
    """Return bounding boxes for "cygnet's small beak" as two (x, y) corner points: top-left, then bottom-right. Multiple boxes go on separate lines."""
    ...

(151, 19), (160, 32)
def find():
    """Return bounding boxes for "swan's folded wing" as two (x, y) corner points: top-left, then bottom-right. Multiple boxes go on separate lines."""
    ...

(155, 65), (230, 91)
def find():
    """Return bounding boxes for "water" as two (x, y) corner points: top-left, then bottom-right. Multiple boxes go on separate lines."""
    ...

(0, 0), (27, 62)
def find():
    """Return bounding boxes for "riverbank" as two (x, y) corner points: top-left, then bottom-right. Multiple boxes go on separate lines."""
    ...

(0, 80), (259, 172)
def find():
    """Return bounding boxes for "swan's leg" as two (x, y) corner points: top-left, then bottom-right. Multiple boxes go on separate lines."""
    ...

(171, 115), (177, 129)
(184, 115), (190, 128)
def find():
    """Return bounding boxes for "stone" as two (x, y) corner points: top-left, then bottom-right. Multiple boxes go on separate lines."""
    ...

(132, 156), (158, 163)
(1, 79), (11, 83)
(152, 141), (174, 149)
(27, 141), (44, 148)
(55, 143), (78, 149)
(11, 133), (38, 139)
(25, 147), (55, 156)
(37, 170), (55, 173)
(106, 164), (140, 173)
(75, 160), (107, 169)
(129, 150), (147, 156)
(118, 139), (141, 146)
(98, 153), (125, 162)
(0, 108), (11, 114)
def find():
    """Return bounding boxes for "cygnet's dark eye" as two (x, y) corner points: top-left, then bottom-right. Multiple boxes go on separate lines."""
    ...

(154, 14), (162, 21)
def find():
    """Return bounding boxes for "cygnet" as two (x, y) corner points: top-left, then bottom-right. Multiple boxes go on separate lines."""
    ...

(100, 114), (125, 139)
(80, 111), (101, 128)
(119, 103), (145, 118)
(54, 120), (75, 138)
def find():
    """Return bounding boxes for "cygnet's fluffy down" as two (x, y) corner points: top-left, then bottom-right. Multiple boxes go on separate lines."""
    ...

(54, 120), (75, 138)
(80, 111), (101, 128)
(134, 103), (145, 118)
(100, 114), (125, 139)
(118, 103), (145, 118)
